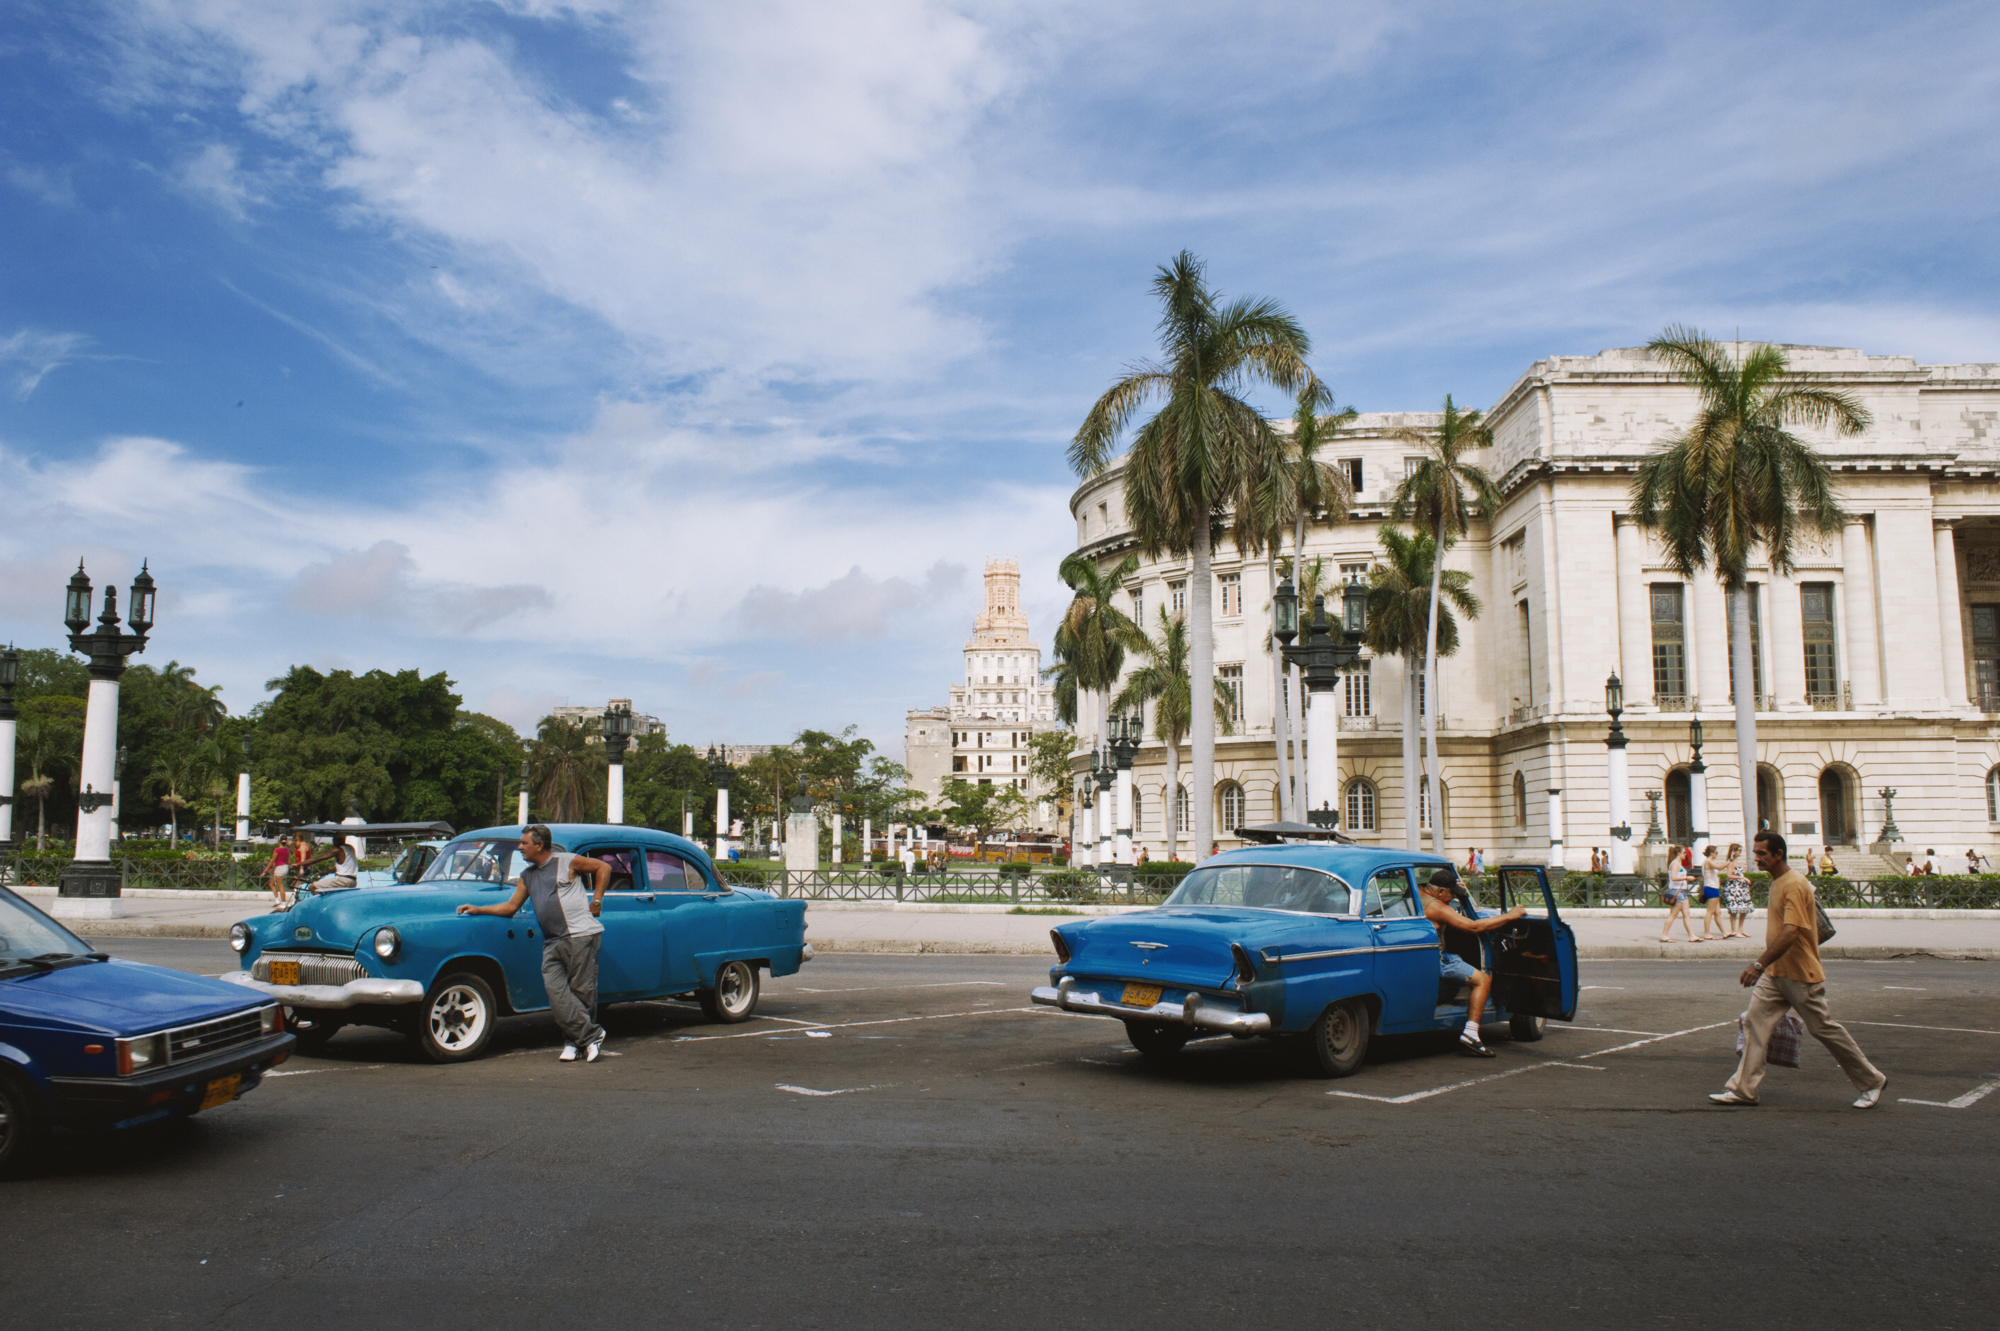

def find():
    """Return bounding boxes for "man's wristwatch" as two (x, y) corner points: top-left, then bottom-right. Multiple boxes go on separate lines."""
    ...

(1749, 960), (1765, 973)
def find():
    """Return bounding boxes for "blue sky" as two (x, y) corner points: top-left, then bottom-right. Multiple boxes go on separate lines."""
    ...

(4, 0), (1996, 755)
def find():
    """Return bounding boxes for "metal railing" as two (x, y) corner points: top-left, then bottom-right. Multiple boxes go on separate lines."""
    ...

(715, 863), (1189, 906)
(1, 855), (264, 891)
(1464, 871), (2000, 912)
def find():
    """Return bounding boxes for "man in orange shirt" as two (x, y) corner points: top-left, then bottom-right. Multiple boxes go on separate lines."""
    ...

(1710, 830), (1887, 1108)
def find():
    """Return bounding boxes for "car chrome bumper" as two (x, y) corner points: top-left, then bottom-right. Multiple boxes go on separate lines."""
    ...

(1031, 976), (1272, 1034)
(801, 943), (815, 962)
(221, 970), (424, 1009)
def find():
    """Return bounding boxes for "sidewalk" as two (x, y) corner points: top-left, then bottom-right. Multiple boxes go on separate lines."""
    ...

(17, 886), (2000, 959)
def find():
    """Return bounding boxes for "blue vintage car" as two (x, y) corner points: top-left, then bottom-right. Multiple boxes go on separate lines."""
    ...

(0, 885), (293, 1177)
(223, 823), (811, 1062)
(1032, 848), (1577, 1076)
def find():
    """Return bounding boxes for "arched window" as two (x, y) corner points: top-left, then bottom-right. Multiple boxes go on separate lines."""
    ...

(1417, 777), (1447, 837)
(1513, 771), (1528, 828)
(1132, 788), (1146, 835)
(1344, 778), (1377, 833)
(1175, 785), (1191, 834)
(1218, 782), (1245, 831)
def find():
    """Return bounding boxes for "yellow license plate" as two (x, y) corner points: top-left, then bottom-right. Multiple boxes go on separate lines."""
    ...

(198, 1075), (241, 1111)
(1120, 983), (1162, 1008)
(269, 959), (301, 985)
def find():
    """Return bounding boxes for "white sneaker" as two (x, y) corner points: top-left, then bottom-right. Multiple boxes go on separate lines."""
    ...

(1853, 1080), (1885, 1109)
(585, 1035), (604, 1063)
(559, 1044), (578, 1062)
(1708, 1090), (1758, 1105)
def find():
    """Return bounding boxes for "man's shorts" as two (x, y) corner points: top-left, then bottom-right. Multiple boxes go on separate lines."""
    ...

(1439, 951), (1479, 983)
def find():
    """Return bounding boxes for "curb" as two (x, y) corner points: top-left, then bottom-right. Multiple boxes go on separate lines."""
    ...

(76, 923), (235, 940)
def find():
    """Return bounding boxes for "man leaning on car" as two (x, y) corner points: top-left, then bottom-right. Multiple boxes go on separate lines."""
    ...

(1418, 867), (1525, 1058)
(458, 825), (614, 1063)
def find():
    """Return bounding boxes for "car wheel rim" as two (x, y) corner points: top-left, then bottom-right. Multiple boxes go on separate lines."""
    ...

(719, 964), (750, 1014)
(430, 985), (488, 1050)
(1325, 1007), (1360, 1061)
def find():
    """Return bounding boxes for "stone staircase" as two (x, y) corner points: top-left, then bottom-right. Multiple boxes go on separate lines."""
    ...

(1803, 849), (1902, 879)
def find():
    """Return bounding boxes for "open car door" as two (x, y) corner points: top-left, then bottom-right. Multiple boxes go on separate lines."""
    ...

(1490, 865), (1578, 1021)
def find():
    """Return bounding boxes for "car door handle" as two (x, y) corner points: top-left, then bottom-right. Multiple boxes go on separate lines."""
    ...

(634, 894), (655, 902)
(703, 893), (721, 901)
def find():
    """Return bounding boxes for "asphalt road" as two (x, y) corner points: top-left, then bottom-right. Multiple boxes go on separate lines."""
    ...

(6, 943), (1998, 1329)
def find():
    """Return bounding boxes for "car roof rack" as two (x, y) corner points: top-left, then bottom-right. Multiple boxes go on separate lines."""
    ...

(1232, 821), (1356, 845)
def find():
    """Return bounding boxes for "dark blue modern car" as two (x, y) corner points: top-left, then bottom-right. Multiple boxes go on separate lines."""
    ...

(224, 824), (811, 1062)
(1032, 847), (1578, 1076)
(0, 885), (293, 1177)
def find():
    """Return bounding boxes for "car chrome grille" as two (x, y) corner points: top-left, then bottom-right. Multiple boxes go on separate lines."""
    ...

(253, 953), (366, 986)
(167, 1009), (266, 1064)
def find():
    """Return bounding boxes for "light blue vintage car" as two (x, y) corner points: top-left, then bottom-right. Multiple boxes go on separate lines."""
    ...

(224, 824), (811, 1062)
(1032, 846), (1577, 1076)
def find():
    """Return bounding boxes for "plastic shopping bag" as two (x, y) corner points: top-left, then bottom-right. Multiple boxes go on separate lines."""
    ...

(1735, 1011), (1804, 1068)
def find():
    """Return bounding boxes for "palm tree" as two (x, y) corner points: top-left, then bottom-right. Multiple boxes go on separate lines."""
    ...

(1072, 251), (1315, 857)
(146, 750), (198, 844)
(530, 716), (604, 822)
(1630, 327), (1866, 854)
(1040, 648), (1078, 727)
(1056, 551), (1141, 748)
(176, 682), (229, 735)
(1113, 607), (1237, 862)
(16, 717), (67, 852)
(1390, 395), (1499, 861)
(1365, 526), (1479, 850)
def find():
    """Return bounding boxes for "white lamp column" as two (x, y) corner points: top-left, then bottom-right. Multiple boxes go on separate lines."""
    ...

(0, 646), (16, 848)
(516, 758), (530, 826)
(1305, 685), (1338, 825)
(1687, 719), (1711, 858)
(1546, 787), (1564, 869)
(55, 563), (156, 919)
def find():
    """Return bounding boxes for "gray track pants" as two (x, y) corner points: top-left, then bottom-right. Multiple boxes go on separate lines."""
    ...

(542, 934), (604, 1048)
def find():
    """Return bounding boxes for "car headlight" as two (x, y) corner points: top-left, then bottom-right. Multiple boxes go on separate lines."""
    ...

(116, 1032), (167, 1076)
(259, 1004), (284, 1035)
(230, 922), (251, 954)
(373, 925), (401, 961)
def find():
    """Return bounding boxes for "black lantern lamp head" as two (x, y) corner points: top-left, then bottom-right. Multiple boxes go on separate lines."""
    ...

(707, 744), (731, 788)
(64, 562), (93, 635)
(1688, 717), (1704, 752)
(128, 562), (156, 638)
(601, 702), (633, 762)
(1604, 672), (1624, 719)
(1272, 576), (1299, 646)
(1342, 576), (1368, 639)
(0, 644), (16, 718)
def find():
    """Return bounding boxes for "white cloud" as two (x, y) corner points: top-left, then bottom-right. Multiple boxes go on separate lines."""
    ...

(177, 141), (259, 218)
(736, 561), (967, 642)
(287, 540), (553, 633)
(1, 330), (93, 400)
(6, 164), (77, 207)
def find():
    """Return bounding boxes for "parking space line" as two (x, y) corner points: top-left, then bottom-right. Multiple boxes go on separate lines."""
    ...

(776, 1083), (883, 1096)
(674, 1006), (1044, 1041)
(1854, 1021), (2000, 1037)
(1569, 1022), (1733, 1058)
(1899, 1075), (2000, 1110)
(1548, 1025), (1667, 1037)
(1330, 1060), (1604, 1104)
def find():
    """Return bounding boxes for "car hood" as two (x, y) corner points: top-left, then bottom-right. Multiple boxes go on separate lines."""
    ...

(3, 958), (264, 1035)
(1056, 906), (1347, 988)
(246, 885), (453, 954)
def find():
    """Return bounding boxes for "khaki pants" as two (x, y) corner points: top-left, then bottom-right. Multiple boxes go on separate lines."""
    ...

(1725, 973), (1883, 1102)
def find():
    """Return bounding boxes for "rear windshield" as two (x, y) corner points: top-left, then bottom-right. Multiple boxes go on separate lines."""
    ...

(418, 839), (520, 884)
(1164, 864), (1352, 914)
(0, 889), (93, 964)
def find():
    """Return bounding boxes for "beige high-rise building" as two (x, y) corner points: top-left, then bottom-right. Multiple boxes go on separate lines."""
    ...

(905, 557), (1065, 828)
(1066, 343), (2000, 868)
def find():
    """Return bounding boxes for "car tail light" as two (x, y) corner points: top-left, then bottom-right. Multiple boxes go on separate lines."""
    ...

(1230, 943), (1257, 984)
(1049, 930), (1071, 963)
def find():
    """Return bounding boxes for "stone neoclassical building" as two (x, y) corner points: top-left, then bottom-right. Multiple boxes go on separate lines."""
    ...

(905, 557), (1065, 830)
(1066, 344), (2000, 869)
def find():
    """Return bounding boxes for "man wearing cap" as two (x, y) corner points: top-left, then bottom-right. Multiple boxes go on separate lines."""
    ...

(1418, 866), (1526, 1057)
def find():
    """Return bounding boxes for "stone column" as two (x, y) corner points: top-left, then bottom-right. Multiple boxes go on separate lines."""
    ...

(1690, 573), (1729, 714)
(1614, 520), (1650, 705)
(1876, 509), (1944, 710)
(1114, 769), (1133, 865)
(1841, 517), (1882, 707)
(1546, 787), (1564, 869)
(1937, 521), (1969, 707)
(1606, 741), (1635, 875)
(1688, 761), (1710, 857)
(1768, 570), (1806, 710)
(55, 676), (124, 918)
(783, 798), (818, 883)
(1305, 686), (1337, 825)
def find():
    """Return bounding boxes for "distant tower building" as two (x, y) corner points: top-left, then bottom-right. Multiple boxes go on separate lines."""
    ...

(905, 557), (1063, 829)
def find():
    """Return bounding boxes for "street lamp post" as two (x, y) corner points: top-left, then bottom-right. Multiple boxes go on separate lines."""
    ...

(1109, 712), (1140, 865)
(1275, 578), (1367, 829)
(114, 745), (128, 844)
(1075, 774), (1094, 868)
(56, 561), (156, 917)
(1092, 748), (1116, 867)
(0, 646), (19, 851)
(708, 746), (732, 860)
(602, 703), (633, 824)
(1687, 718), (1710, 857)
(1604, 672), (1636, 874)
(516, 757), (530, 826)
(235, 736), (251, 846)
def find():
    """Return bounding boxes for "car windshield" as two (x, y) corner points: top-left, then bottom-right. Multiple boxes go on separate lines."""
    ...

(1164, 863), (1351, 914)
(418, 838), (519, 884)
(0, 890), (93, 964)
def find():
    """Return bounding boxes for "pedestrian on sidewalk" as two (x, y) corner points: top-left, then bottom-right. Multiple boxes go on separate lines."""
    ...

(458, 824), (612, 1063)
(264, 838), (295, 910)
(1721, 843), (1753, 937)
(1660, 844), (1696, 942)
(1698, 844), (1726, 940)
(1711, 831), (1887, 1109)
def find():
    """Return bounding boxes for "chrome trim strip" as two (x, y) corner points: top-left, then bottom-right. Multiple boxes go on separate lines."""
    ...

(1372, 942), (1444, 953)
(221, 970), (424, 1009)
(1259, 945), (1373, 963)
(1029, 977), (1273, 1035)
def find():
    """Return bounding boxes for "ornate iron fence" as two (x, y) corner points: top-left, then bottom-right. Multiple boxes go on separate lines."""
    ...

(0, 855), (262, 891)
(713, 862), (1183, 905)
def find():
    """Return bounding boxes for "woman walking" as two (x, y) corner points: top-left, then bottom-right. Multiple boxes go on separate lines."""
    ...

(1697, 843), (1727, 939)
(265, 837), (295, 910)
(1660, 843), (1696, 942)
(1721, 842), (1754, 937)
